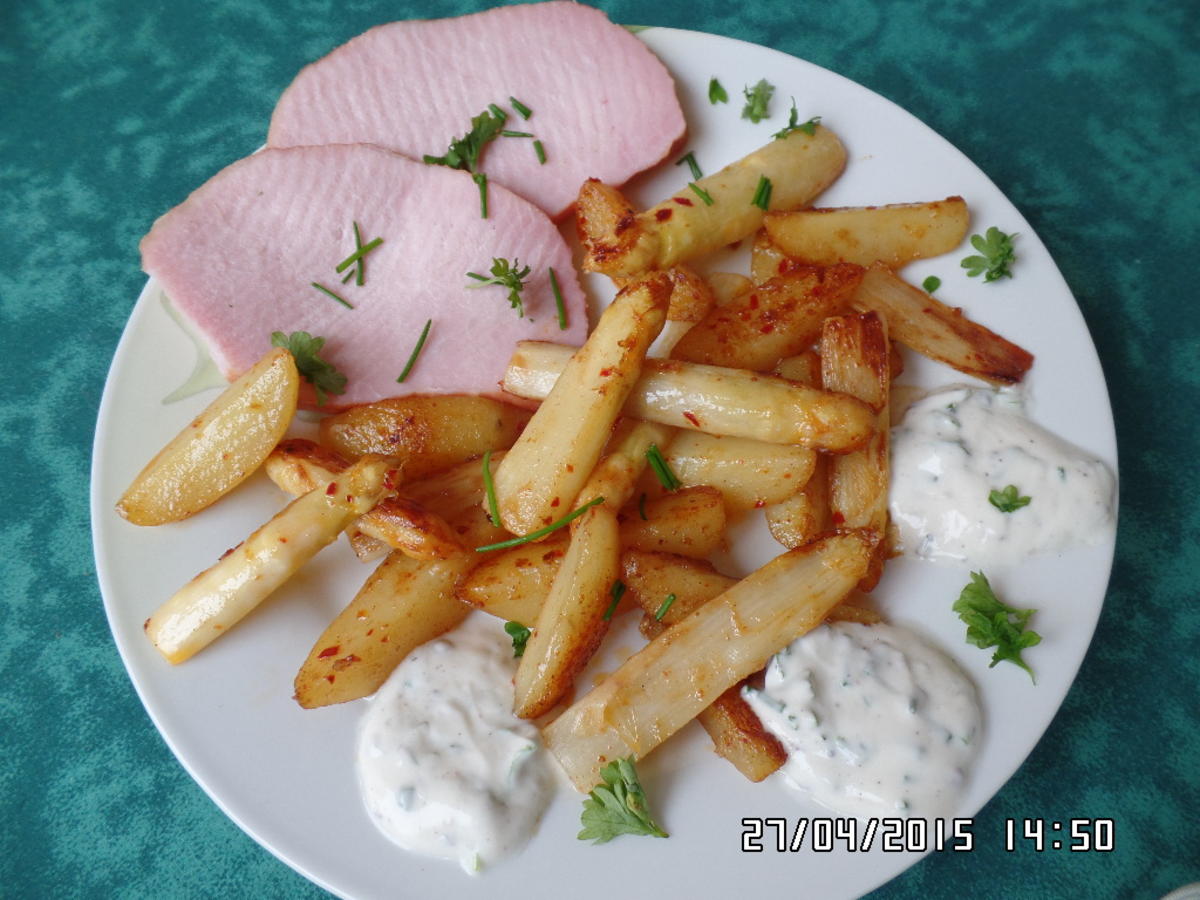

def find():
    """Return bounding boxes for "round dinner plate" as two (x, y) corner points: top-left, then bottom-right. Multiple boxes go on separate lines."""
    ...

(91, 25), (1118, 900)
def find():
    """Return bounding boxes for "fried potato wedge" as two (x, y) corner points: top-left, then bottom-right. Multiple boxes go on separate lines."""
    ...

(765, 455), (832, 549)
(543, 530), (874, 791)
(319, 395), (531, 479)
(493, 275), (671, 535)
(670, 265), (863, 371)
(503, 342), (874, 453)
(582, 127), (847, 277)
(117, 347), (298, 525)
(652, 432), (816, 512)
(706, 271), (754, 306)
(618, 485), (726, 557)
(764, 197), (970, 267)
(145, 455), (397, 664)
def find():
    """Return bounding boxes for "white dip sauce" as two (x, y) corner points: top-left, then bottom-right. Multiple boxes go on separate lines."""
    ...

(743, 622), (980, 819)
(356, 613), (552, 874)
(889, 385), (1115, 568)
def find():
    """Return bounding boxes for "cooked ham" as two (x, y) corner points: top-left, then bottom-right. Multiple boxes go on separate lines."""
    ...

(140, 144), (588, 409)
(266, 2), (685, 220)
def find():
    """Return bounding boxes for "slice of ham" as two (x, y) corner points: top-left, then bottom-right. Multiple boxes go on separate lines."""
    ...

(266, 2), (685, 220)
(140, 143), (588, 410)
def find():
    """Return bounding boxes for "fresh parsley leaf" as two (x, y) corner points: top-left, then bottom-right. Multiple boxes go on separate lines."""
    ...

(953, 571), (1042, 680)
(422, 109), (505, 174)
(988, 484), (1032, 513)
(271, 331), (347, 406)
(741, 78), (775, 123)
(961, 226), (1017, 282)
(772, 100), (820, 139)
(922, 275), (942, 293)
(708, 77), (728, 104)
(504, 621), (531, 657)
(465, 257), (532, 317)
(578, 757), (668, 843)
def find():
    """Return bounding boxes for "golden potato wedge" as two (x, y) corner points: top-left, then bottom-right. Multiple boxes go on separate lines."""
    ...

(544, 530), (874, 791)
(493, 274), (670, 535)
(503, 342), (875, 453)
(852, 264), (1034, 384)
(455, 536), (569, 625)
(773, 349), (823, 387)
(706, 271), (754, 306)
(750, 229), (788, 284)
(618, 486), (726, 557)
(653, 431), (816, 512)
(670, 265), (863, 371)
(764, 197), (970, 267)
(145, 455), (397, 664)
(319, 395), (531, 478)
(765, 454), (831, 549)
(117, 347), (298, 525)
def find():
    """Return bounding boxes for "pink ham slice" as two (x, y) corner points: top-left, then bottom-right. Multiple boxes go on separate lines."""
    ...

(140, 143), (588, 410)
(266, 2), (685, 220)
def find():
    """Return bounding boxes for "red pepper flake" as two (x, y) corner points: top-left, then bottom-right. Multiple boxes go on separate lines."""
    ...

(332, 653), (361, 671)
(748, 294), (759, 310)
(599, 367), (613, 377)
(754, 499), (766, 509)
(550, 497), (561, 508)
(325, 482), (338, 496)
(761, 324), (775, 334)
(318, 645), (340, 659)
(672, 196), (694, 206)
(655, 208), (673, 222)
(682, 411), (701, 428)
(832, 511), (846, 525)
(325, 675), (336, 684)
(345, 494), (355, 504)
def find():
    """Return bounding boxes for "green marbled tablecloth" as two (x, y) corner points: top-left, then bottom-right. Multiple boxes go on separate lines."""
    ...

(2, 0), (1197, 896)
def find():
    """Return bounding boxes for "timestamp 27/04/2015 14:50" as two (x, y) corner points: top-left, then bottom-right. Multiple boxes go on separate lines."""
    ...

(740, 817), (1116, 853)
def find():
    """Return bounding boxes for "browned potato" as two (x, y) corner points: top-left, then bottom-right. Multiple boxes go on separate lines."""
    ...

(654, 432), (816, 511)
(765, 455), (831, 549)
(319, 395), (531, 479)
(455, 537), (569, 625)
(671, 265), (863, 371)
(706, 271), (754, 306)
(118, 347), (298, 525)
(764, 197), (970, 267)
(618, 486), (726, 557)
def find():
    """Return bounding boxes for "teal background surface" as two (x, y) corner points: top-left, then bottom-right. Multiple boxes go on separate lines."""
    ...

(2, 0), (1197, 897)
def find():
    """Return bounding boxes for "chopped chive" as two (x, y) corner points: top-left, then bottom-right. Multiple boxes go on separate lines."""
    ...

(353, 221), (364, 286)
(549, 266), (568, 330)
(475, 497), (606, 552)
(340, 269), (356, 284)
(603, 580), (626, 621)
(481, 449), (502, 526)
(922, 275), (942, 294)
(395, 318), (432, 383)
(687, 182), (714, 206)
(646, 443), (681, 491)
(675, 151), (702, 180)
(709, 77), (728, 104)
(335, 236), (384, 276)
(465, 271), (490, 282)
(502, 130), (535, 138)
(638, 492), (648, 521)
(533, 139), (546, 164)
(752, 175), (773, 210)
(310, 282), (354, 309)
(654, 593), (677, 622)
(488, 103), (508, 123)
(473, 172), (489, 218)
(510, 96), (533, 119)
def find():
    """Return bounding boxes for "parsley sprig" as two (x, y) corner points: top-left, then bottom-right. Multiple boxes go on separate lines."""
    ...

(741, 78), (774, 123)
(953, 572), (1042, 680)
(466, 258), (532, 317)
(578, 757), (668, 843)
(988, 484), (1032, 513)
(271, 331), (347, 406)
(423, 109), (506, 218)
(961, 226), (1017, 282)
(708, 77), (728, 104)
(772, 100), (820, 140)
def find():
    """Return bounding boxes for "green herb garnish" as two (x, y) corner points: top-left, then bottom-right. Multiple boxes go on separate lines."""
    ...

(336, 222), (383, 286)
(654, 593), (677, 622)
(309, 282), (354, 310)
(638, 492), (648, 521)
(271, 330), (347, 406)
(953, 571), (1042, 680)
(424, 109), (506, 218)
(502, 129), (534, 138)
(579, 757), (668, 843)
(646, 443), (681, 491)
(549, 266), (568, 330)
(504, 621), (532, 657)
(772, 100), (820, 139)
(752, 175), (773, 210)
(509, 96), (533, 119)
(961, 226), (1017, 282)
(482, 449), (501, 526)
(741, 78), (774, 123)
(395, 318), (432, 383)
(922, 275), (942, 294)
(688, 182), (714, 206)
(988, 484), (1032, 513)
(466, 257), (532, 317)
(708, 77), (728, 104)
(676, 151), (703, 180)
(475, 497), (606, 552)
(533, 139), (546, 164)
(603, 580), (625, 621)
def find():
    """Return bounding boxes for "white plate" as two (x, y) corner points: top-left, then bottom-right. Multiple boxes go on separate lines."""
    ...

(91, 26), (1117, 900)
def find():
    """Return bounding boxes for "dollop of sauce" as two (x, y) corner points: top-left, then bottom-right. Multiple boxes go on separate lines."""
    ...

(743, 622), (980, 819)
(889, 385), (1115, 568)
(356, 613), (553, 874)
